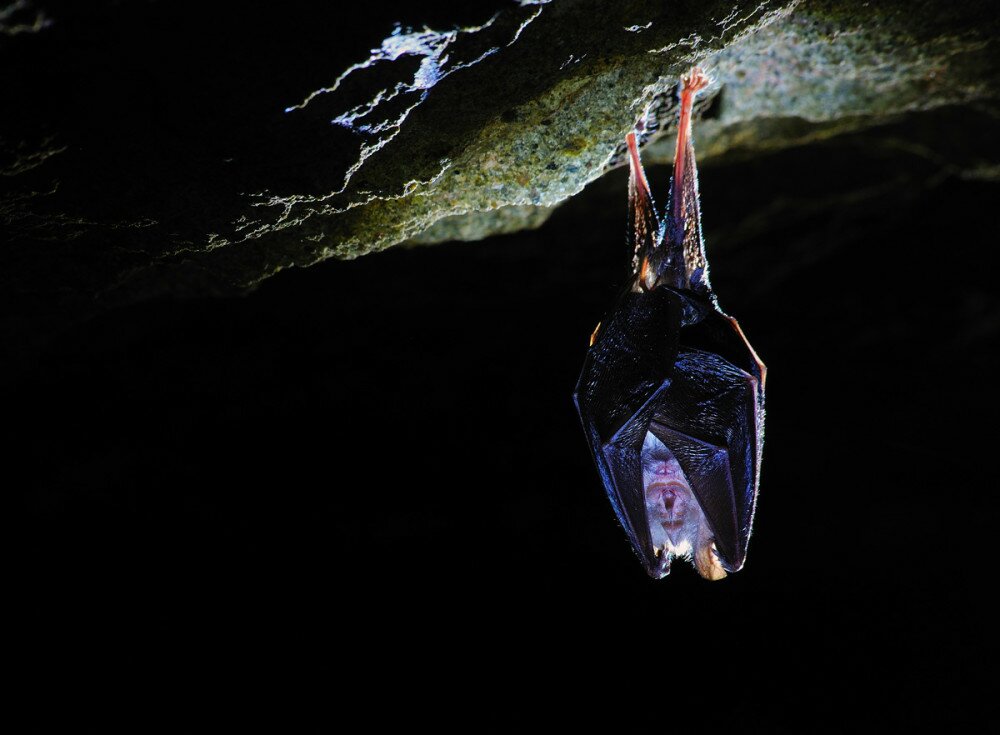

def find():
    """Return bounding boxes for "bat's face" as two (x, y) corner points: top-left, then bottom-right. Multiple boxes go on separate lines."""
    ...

(641, 432), (710, 565)
(642, 432), (698, 549)
(640, 430), (732, 581)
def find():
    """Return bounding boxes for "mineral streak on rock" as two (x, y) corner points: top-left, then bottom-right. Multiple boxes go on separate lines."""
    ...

(231, 0), (797, 271)
(220, 0), (999, 274)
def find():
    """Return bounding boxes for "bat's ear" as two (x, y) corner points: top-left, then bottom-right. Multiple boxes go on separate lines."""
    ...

(626, 131), (660, 290)
(694, 539), (728, 581)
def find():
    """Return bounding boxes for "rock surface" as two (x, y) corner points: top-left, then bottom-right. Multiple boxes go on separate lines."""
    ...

(1, 0), (999, 356)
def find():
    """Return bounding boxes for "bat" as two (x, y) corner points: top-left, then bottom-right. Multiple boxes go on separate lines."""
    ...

(574, 68), (766, 580)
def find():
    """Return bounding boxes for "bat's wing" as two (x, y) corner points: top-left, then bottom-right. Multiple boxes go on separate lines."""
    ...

(574, 287), (682, 569)
(648, 345), (763, 571)
(576, 289), (765, 576)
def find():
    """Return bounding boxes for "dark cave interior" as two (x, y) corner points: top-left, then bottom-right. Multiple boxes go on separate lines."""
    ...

(5, 0), (998, 723)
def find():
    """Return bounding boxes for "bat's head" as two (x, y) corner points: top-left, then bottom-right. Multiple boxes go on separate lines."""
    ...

(641, 431), (727, 580)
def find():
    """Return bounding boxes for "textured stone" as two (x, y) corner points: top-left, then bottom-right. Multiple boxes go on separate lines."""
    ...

(1, 0), (998, 342)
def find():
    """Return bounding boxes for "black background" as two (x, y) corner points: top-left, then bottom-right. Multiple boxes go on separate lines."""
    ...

(8, 0), (998, 726)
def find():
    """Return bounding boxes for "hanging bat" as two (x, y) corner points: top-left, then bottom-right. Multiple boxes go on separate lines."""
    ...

(574, 68), (766, 580)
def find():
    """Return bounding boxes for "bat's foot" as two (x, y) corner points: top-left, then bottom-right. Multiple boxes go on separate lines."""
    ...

(681, 67), (709, 96)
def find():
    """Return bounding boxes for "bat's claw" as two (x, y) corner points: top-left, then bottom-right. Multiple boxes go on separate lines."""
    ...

(681, 67), (709, 95)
